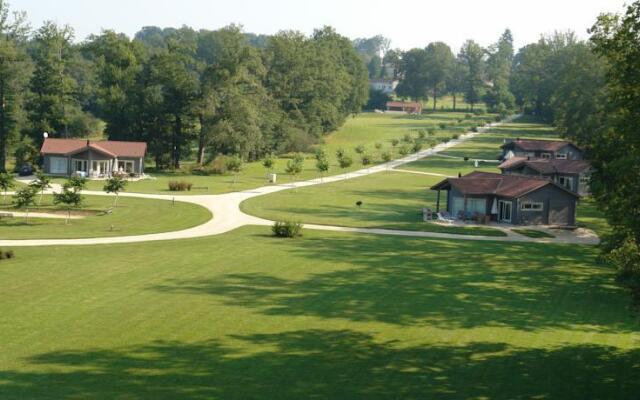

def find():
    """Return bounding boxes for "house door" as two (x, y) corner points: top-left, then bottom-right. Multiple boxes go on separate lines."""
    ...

(498, 200), (512, 223)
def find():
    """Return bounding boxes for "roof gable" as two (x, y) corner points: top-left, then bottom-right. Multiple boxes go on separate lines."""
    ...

(41, 138), (147, 158)
(501, 139), (577, 152)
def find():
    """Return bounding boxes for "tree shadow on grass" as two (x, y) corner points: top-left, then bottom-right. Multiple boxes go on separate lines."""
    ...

(0, 330), (638, 399)
(152, 233), (635, 333)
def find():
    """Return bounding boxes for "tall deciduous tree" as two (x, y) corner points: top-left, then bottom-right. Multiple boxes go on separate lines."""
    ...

(458, 40), (486, 110)
(396, 48), (429, 102)
(484, 29), (515, 111)
(424, 42), (455, 110)
(0, 0), (30, 172)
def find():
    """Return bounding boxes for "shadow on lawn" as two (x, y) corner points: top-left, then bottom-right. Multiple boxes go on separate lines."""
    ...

(152, 233), (633, 333)
(0, 330), (638, 399)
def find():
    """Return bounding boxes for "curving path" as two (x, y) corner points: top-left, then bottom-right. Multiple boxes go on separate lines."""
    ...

(0, 115), (599, 247)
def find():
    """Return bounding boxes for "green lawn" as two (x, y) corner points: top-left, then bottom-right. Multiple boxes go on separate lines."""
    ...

(403, 115), (558, 176)
(0, 226), (637, 399)
(55, 111), (495, 196)
(0, 194), (211, 239)
(241, 171), (505, 237)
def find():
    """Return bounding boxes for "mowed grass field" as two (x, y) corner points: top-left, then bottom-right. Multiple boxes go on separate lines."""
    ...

(241, 116), (599, 236)
(0, 195), (211, 239)
(65, 111), (493, 196)
(241, 171), (505, 236)
(0, 226), (638, 399)
(403, 115), (557, 176)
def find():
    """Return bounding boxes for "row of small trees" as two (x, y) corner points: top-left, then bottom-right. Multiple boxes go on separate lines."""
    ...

(0, 174), (127, 225)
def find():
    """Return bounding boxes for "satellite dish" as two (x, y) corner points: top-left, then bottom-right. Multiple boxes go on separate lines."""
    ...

(43, 132), (49, 138)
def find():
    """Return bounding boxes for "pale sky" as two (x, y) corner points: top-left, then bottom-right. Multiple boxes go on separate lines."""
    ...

(16, 0), (628, 51)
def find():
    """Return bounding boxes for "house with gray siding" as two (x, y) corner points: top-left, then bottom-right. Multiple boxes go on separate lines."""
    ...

(498, 156), (591, 195)
(501, 139), (584, 161)
(40, 138), (147, 178)
(430, 171), (580, 226)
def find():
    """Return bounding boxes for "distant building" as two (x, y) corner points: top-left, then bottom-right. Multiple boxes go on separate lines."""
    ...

(370, 79), (399, 95)
(501, 139), (584, 161)
(385, 101), (422, 114)
(498, 157), (591, 196)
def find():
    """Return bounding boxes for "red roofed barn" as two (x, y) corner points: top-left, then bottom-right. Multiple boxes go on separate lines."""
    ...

(40, 138), (147, 178)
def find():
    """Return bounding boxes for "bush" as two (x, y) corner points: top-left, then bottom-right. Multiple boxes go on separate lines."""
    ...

(412, 141), (423, 153)
(606, 237), (640, 302)
(374, 142), (383, 150)
(391, 138), (399, 147)
(465, 113), (473, 119)
(168, 181), (193, 191)
(438, 123), (447, 129)
(452, 134), (460, 140)
(427, 128), (436, 136)
(402, 133), (412, 143)
(272, 220), (303, 238)
(0, 249), (14, 259)
(473, 109), (484, 116)
(418, 130), (426, 140)
(354, 144), (366, 154)
(398, 145), (411, 155)
(470, 126), (478, 133)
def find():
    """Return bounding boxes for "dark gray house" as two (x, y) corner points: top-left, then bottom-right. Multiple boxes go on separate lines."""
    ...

(501, 139), (584, 160)
(498, 157), (591, 195)
(40, 138), (147, 178)
(431, 171), (580, 226)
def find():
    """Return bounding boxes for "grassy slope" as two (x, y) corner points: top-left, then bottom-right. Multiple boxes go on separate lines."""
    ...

(241, 171), (505, 236)
(65, 112), (493, 196)
(0, 194), (211, 239)
(0, 226), (637, 399)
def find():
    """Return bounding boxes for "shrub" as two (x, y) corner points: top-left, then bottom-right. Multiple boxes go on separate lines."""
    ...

(465, 113), (473, 119)
(418, 130), (426, 140)
(335, 148), (346, 159)
(427, 128), (436, 136)
(495, 115), (502, 122)
(0, 249), (14, 260)
(470, 126), (478, 133)
(374, 142), (382, 150)
(381, 151), (392, 162)
(168, 181), (193, 191)
(439, 123), (447, 129)
(402, 133), (412, 143)
(473, 109), (484, 116)
(354, 144), (366, 154)
(208, 155), (230, 175)
(441, 138), (450, 144)
(391, 138), (399, 147)
(412, 141), (423, 153)
(452, 134), (460, 140)
(272, 220), (303, 238)
(398, 145), (411, 155)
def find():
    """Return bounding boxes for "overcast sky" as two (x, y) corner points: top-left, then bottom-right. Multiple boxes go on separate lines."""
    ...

(16, 0), (628, 51)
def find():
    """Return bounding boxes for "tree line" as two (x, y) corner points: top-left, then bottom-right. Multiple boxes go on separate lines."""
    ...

(505, 2), (640, 304)
(0, 0), (368, 171)
(358, 30), (515, 113)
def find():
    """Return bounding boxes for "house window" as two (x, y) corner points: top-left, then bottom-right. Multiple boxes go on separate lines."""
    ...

(521, 202), (544, 211)
(50, 157), (67, 174)
(541, 153), (552, 159)
(117, 160), (134, 173)
(558, 176), (573, 189)
(579, 175), (590, 185)
(556, 153), (567, 159)
(72, 159), (88, 172)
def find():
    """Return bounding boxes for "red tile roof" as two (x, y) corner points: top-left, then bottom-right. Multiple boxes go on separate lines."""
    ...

(501, 139), (573, 152)
(431, 171), (579, 198)
(386, 101), (422, 109)
(41, 138), (147, 158)
(499, 157), (591, 175)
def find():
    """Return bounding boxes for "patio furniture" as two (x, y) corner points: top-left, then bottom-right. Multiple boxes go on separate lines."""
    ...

(423, 208), (433, 221)
(436, 212), (455, 225)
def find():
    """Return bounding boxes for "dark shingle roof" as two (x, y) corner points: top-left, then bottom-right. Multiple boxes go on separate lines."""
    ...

(431, 171), (579, 198)
(501, 139), (573, 152)
(498, 158), (591, 175)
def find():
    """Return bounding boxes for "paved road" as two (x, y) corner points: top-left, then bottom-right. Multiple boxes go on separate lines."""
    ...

(0, 115), (598, 247)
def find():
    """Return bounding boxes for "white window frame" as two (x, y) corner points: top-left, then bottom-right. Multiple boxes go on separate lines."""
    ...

(72, 158), (88, 172)
(521, 202), (544, 212)
(555, 153), (567, 159)
(50, 157), (68, 174)
(117, 160), (134, 173)
(558, 176), (573, 189)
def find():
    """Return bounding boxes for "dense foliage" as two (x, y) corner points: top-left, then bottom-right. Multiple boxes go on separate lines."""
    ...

(0, 2), (369, 170)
